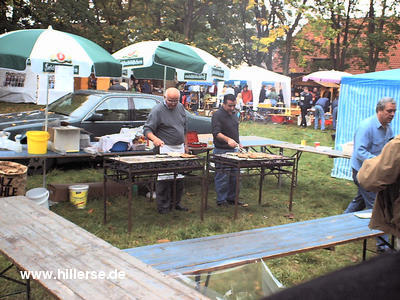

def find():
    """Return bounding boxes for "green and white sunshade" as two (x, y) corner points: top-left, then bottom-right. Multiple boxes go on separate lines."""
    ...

(113, 40), (229, 82)
(0, 27), (121, 77)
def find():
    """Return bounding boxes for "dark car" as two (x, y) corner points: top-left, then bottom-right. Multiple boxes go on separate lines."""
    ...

(0, 90), (212, 142)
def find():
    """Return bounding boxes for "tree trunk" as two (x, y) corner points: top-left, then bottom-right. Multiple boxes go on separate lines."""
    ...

(183, 0), (194, 40)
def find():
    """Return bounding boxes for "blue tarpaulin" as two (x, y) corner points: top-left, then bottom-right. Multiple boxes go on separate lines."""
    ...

(332, 68), (400, 180)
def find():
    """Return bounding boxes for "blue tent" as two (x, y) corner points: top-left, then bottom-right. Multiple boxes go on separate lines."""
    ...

(332, 68), (400, 180)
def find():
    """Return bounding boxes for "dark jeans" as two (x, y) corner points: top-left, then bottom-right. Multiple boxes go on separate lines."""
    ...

(332, 106), (338, 130)
(214, 147), (239, 204)
(345, 168), (388, 249)
(345, 168), (376, 212)
(300, 106), (308, 127)
(156, 179), (184, 210)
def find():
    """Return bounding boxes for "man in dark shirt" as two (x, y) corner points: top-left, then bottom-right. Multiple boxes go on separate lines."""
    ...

(299, 87), (313, 128)
(212, 94), (244, 207)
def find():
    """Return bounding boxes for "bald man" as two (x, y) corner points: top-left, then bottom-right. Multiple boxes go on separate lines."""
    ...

(143, 87), (189, 214)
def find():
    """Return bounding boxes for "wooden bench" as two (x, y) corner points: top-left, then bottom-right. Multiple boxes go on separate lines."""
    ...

(0, 196), (206, 300)
(124, 211), (384, 276)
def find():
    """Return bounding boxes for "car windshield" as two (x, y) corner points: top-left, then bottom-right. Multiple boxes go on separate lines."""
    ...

(48, 93), (101, 116)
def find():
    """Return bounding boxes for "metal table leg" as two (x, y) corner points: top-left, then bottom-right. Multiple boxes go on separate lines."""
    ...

(103, 164), (108, 224)
(259, 167), (265, 205)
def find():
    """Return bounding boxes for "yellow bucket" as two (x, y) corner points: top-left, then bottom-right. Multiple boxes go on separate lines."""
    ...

(26, 131), (50, 154)
(69, 184), (89, 209)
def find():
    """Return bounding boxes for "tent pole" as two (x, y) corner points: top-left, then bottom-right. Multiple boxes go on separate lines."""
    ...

(163, 66), (166, 92)
(45, 74), (49, 132)
(43, 73), (50, 188)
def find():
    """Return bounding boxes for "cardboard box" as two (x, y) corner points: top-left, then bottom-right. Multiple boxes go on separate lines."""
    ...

(48, 182), (129, 202)
(49, 126), (81, 152)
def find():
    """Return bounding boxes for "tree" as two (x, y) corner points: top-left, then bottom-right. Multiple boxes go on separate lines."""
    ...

(356, 0), (400, 72)
(0, 0), (33, 33)
(306, 0), (364, 71)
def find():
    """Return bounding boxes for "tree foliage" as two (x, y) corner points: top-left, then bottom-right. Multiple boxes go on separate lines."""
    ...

(1, 0), (399, 74)
(295, 0), (400, 72)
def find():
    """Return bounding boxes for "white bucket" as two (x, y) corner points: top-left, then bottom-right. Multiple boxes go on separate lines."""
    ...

(26, 187), (49, 209)
(69, 184), (89, 209)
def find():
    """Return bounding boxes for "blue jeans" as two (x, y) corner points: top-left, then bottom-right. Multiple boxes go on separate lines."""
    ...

(214, 147), (239, 204)
(314, 105), (325, 130)
(332, 107), (338, 130)
(345, 169), (376, 212)
(345, 168), (389, 250)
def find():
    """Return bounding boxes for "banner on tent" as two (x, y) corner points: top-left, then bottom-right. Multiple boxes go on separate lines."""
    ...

(120, 58), (144, 67)
(42, 62), (79, 75)
(183, 73), (207, 81)
(211, 67), (225, 79)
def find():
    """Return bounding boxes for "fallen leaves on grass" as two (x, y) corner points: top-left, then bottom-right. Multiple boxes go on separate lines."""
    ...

(157, 239), (170, 243)
(284, 213), (295, 219)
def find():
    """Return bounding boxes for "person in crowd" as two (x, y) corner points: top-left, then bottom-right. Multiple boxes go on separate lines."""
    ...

(344, 97), (396, 252)
(189, 91), (199, 112)
(209, 83), (218, 96)
(89, 73), (97, 89)
(357, 134), (400, 240)
(142, 80), (152, 94)
(120, 79), (129, 90)
(212, 94), (246, 207)
(314, 92), (330, 130)
(298, 86), (313, 127)
(225, 84), (235, 96)
(241, 85), (253, 105)
(132, 79), (141, 92)
(236, 92), (244, 112)
(234, 85), (241, 97)
(143, 87), (189, 214)
(221, 85), (227, 96)
(267, 87), (279, 107)
(311, 87), (320, 105)
(331, 93), (339, 130)
(259, 85), (267, 103)
(108, 78), (126, 91)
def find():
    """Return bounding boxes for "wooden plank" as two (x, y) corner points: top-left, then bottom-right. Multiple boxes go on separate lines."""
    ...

(267, 142), (350, 159)
(125, 212), (383, 275)
(0, 196), (207, 300)
(0, 198), (205, 298)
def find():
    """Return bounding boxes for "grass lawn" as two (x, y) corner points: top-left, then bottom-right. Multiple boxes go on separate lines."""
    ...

(1, 113), (373, 299)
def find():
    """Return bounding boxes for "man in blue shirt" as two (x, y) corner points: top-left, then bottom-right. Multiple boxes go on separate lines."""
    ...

(314, 93), (330, 130)
(344, 97), (396, 252)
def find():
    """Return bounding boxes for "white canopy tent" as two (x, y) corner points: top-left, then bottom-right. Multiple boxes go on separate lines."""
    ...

(0, 65), (73, 105)
(229, 66), (291, 109)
